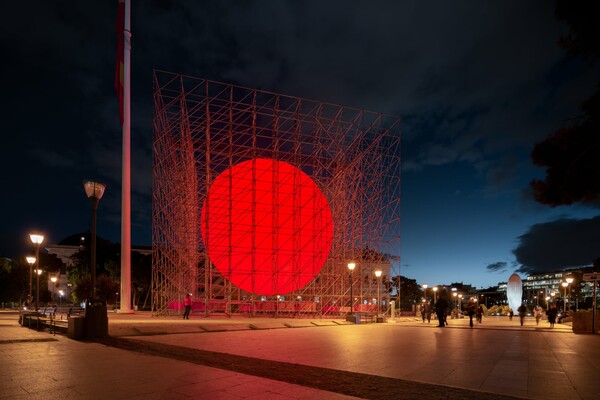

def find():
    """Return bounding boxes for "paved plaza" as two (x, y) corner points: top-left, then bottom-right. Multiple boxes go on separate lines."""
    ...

(1, 310), (598, 399)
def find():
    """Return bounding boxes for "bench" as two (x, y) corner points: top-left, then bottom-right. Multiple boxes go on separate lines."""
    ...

(20, 306), (85, 334)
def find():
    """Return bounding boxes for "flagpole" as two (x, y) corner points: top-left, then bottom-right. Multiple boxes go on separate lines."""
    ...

(119, 0), (133, 313)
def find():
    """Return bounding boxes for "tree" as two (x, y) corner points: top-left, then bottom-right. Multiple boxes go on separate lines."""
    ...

(0, 257), (29, 304)
(530, 1), (600, 207)
(397, 276), (421, 311)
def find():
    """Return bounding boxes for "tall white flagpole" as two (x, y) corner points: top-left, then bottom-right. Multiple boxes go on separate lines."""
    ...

(119, 0), (133, 313)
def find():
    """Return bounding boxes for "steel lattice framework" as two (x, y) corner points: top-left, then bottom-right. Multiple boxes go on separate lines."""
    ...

(152, 70), (401, 318)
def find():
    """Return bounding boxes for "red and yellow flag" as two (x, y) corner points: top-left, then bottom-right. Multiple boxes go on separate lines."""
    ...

(115, 0), (125, 124)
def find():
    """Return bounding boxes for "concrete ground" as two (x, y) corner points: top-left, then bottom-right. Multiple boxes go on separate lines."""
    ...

(1, 310), (598, 399)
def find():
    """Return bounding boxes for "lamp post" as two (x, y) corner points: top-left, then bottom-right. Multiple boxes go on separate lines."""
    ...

(58, 290), (64, 307)
(453, 292), (457, 308)
(50, 276), (57, 303)
(35, 268), (42, 312)
(561, 282), (568, 314)
(347, 262), (356, 318)
(433, 286), (438, 304)
(566, 277), (574, 312)
(29, 234), (44, 307)
(458, 294), (463, 311)
(423, 284), (428, 304)
(83, 180), (106, 299)
(26, 256), (36, 308)
(375, 270), (382, 317)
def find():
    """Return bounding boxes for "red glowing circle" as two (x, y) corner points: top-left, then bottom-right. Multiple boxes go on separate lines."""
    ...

(201, 158), (334, 296)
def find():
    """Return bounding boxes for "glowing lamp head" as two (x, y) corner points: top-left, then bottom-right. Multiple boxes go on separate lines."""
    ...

(35, 269), (43, 275)
(347, 262), (356, 271)
(566, 277), (574, 284)
(561, 282), (568, 288)
(375, 270), (382, 278)
(51, 276), (57, 284)
(26, 256), (36, 265)
(422, 284), (428, 289)
(433, 286), (438, 292)
(29, 234), (44, 245)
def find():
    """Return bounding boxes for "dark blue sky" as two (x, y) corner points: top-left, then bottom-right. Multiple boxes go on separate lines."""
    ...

(1, 1), (598, 289)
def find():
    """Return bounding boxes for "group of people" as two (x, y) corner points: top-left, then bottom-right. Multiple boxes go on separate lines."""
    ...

(508, 303), (559, 327)
(424, 296), (485, 327)
(428, 295), (561, 329)
(465, 298), (484, 327)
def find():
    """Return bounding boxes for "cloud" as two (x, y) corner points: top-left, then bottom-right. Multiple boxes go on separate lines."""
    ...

(513, 216), (600, 274)
(486, 261), (508, 273)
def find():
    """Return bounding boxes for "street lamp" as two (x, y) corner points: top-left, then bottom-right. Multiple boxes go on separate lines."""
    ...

(35, 268), (43, 312)
(423, 284), (428, 304)
(83, 180), (106, 299)
(561, 282), (568, 313)
(50, 276), (57, 303)
(566, 277), (574, 311)
(453, 292), (457, 308)
(29, 233), (44, 307)
(375, 270), (382, 317)
(25, 256), (36, 308)
(58, 289), (64, 307)
(458, 294), (463, 311)
(433, 286), (438, 304)
(347, 262), (356, 318)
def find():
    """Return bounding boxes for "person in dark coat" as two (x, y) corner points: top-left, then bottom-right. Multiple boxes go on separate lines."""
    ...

(435, 296), (448, 327)
(546, 304), (558, 328)
(466, 298), (477, 327)
(476, 305), (484, 323)
(517, 303), (527, 326)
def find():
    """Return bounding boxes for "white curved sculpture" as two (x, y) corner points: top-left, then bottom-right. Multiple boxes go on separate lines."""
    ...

(507, 273), (523, 313)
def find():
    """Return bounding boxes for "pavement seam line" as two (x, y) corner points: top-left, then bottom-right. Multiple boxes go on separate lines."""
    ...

(100, 336), (525, 400)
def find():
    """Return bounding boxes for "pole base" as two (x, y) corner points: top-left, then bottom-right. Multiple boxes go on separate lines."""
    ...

(346, 314), (360, 324)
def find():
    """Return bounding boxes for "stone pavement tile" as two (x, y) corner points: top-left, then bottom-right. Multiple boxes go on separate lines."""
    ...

(200, 324), (253, 332)
(263, 384), (361, 400)
(527, 370), (578, 400)
(250, 323), (289, 330)
(441, 362), (496, 390)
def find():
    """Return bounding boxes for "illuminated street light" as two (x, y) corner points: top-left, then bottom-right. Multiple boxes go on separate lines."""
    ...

(423, 284), (428, 303)
(347, 262), (356, 319)
(83, 180), (106, 299)
(35, 268), (43, 312)
(433, 286), (438, 304)
(25, 256), (36, 308)
(375, 270), (382, 317)
(50, 276), (58, 303)
(562, 279), (573, 315)
(453, 292), (457, 308)
(58, 289), (64, 307)
(29, 234), (44, 308)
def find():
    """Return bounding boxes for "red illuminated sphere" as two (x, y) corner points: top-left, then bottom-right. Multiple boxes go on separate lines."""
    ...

(201, 158), (334, 295)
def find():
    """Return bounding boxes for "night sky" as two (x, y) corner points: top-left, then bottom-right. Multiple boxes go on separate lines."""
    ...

(2, 1), (599, 289)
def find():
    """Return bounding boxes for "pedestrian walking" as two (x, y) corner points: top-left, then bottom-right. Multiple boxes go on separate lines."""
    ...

(183, 293), (192, 319)
(435, 296), (448, 327)
(421, 302), (431, 323)
(476, 305), (483, 323)
(534, 305), (542, 325)
(466, 298), (477, 327)
(547, 304), (558, 328)
(517, 304), (527, 326)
